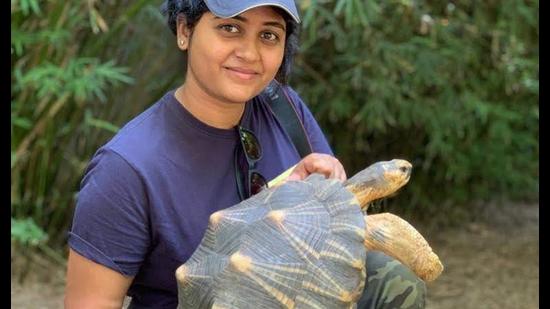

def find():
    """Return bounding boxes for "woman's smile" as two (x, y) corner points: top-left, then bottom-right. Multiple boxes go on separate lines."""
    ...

(223, 66), (260, 81)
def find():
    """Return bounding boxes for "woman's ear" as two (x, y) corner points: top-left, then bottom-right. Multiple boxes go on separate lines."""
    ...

(176, 14), (191, 51)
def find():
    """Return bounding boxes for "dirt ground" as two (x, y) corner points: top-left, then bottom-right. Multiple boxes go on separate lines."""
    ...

(11, 202), (538, 309)
(424, 202), (539, 309)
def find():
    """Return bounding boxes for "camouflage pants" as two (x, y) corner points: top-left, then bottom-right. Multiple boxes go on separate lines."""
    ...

(356, 251), (426, 309)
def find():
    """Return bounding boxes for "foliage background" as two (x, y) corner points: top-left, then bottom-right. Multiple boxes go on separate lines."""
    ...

(11, 0), (538, 260)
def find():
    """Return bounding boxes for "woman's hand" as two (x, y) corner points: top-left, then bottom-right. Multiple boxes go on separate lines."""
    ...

(287, 153), (347, 182)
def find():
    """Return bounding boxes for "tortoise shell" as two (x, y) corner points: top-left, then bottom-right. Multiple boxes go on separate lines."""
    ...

(176, 174), (367, 309)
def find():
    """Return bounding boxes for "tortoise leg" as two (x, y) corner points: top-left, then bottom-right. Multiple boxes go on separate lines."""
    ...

(363, 213), (444, 282)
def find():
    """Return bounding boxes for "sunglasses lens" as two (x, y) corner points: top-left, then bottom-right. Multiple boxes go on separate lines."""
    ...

(240, 128), (261, 160)
(250, 172), (267, 195)
(235, 126), (267, 199)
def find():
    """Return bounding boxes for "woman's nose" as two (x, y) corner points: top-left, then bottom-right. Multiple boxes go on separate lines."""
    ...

(234, 38), (260, 62)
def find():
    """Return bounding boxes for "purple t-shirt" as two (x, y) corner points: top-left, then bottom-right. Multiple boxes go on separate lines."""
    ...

(68, 86), (333, 308)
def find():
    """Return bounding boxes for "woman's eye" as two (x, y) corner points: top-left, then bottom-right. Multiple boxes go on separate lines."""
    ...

(261, 32), (279, 42)
(219, 24), (239, 33)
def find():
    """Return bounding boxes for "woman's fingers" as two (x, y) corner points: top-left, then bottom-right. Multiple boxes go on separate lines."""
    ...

(287, 153), (347, 182)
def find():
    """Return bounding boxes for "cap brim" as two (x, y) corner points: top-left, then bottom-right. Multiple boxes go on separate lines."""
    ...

(204, 0), (301, 23)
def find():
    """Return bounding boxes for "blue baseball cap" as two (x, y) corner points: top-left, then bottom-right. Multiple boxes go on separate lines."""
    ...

(203, 0), (301, 23)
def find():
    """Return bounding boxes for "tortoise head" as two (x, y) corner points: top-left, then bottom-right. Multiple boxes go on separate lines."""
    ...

(344, 159), (412, 210)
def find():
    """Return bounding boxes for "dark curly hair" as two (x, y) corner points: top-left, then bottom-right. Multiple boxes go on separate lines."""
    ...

(160, 0), (300, 84)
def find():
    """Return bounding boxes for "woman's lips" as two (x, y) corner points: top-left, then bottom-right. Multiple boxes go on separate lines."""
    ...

(224, 66), (259, 81)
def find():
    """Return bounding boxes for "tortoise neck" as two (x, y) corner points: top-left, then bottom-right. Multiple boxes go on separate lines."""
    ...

(343, 165), (390, 210)
(344, 182), (383, 211)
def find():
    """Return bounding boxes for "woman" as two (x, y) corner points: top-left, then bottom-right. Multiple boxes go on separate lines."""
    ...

(64, 1), (426, 308)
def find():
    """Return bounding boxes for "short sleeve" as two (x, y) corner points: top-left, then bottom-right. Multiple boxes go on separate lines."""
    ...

(68, 148), (151, 276)
(283, 86), (334, 155)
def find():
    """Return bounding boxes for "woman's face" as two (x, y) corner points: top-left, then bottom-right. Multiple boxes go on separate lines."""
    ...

(179, 6), (287, 105)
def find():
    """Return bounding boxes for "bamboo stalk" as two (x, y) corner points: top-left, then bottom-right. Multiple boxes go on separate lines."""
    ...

(14, 92), (70, 164)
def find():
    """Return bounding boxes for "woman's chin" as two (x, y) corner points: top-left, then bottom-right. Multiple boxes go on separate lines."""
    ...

(220, 84), (266, 104)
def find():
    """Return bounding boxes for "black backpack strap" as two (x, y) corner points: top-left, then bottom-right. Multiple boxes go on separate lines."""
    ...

(264, 80), (313, 158)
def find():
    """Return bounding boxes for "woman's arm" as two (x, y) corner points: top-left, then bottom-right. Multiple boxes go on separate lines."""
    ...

(65, 249), (134, 309)
(65, 149), (151, 308)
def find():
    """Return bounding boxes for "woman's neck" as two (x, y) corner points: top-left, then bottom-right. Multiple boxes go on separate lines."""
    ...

(175, 81), (246, 130)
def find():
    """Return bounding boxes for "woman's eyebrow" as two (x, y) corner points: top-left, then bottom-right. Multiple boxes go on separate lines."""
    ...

(214, 15), (286, 31)
(264, 21), (286, 31)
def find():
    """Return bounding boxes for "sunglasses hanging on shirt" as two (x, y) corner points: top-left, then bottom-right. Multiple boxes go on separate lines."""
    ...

(234, 125), (268, 201)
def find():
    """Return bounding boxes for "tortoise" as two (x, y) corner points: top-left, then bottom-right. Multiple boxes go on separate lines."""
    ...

(175, 159), (443, 309)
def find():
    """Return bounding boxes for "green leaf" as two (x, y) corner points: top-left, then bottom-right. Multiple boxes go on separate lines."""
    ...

(11, 217), (48, 246)
(85, 110), (120, 133)
(11, 116), (32, 129)
(14, 0), (41, 16)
